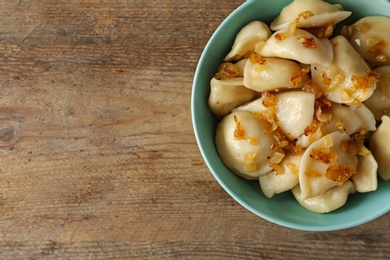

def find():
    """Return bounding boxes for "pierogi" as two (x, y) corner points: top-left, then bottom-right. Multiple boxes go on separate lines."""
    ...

(292, 180), (356, 213)
(259, 29), (333, 66)
(270, 0), (351, 31)
(259, 154), (301, 198)
(297, 102), (376, 147)
(369, 116), (390, 180)
(363, 65), (390, 120)
(215, 111), (276, 180)
(234, 91), (315, 140)
(275, 91), (315, 140)
(311, 35), (377, 104)
(243, 57), (308, 92)
(208, 77), (258, 118)
(298, 132), (358, 200)
(346, 16), (390, 68)
(208, 0), (390, 213)
(351, 150), (378, 193)
(224, 21), (272, 62)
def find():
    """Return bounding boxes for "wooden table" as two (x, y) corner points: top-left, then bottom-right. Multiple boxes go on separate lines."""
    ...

(0, 0), (389, 258)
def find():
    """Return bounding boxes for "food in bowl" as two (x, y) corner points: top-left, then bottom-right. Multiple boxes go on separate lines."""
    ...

(208, 0), (390, 213)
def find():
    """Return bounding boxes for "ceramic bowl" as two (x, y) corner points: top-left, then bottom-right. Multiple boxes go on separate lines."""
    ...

(192, 0), (390, 231)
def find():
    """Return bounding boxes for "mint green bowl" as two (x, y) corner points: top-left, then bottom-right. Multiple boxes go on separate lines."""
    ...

(192, 0), (390, 231)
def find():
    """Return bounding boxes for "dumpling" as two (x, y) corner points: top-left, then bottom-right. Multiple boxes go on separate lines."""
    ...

(292, 180), (356, 213)
(224, 21), (272, 62)
(270, 0), (351, 31)
(321, 103), (376, 135)
(369, 115), (390, 180)
(311, 35), (377, 104)
(235, 91), (315, 140)
(299, 132), (358, 200)
(208, 77), (258, 118)
(243, 57), (308, 92)
(363, 65), (390, 121)
(259, 28), (333, 66)
(275, 91), (315, 140)
(215, 111), (277, 179)
(234, 58), (247, 77)
(351, 149), (378, 193)
(297, 102), (376, 148)
(346, 16), (390, 68)
(259, 154), (301, 198)
(233, 96), (267, 114)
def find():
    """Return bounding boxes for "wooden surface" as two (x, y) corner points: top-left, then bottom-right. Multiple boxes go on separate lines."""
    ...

(0, 0), (389, 259)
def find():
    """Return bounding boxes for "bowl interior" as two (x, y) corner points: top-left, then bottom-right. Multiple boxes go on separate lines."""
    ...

(192, 0), (390, 231)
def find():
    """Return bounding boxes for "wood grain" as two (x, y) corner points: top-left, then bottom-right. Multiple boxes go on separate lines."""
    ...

(0, 0), (390, 259)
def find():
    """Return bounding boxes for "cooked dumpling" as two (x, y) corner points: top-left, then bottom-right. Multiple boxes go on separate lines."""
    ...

(369, 115), (390, 180)
(275, 91), (315, 140)
(235, 91), (315, 140)
(297, 102), (376, 148)
(363, 65), (390, 121)
(299, 132), (358, 200)
(311, 35), (377, 104)
(259, 28), (333, 66)
(321, 103), (376, 135)
(233, 96), (267, 114)
(346, 16), (390, 68)
(224, 21), (272, 62)
(292, 180), (356, 213)
(208, 77), (258, 118)
(243, 57), (308, 92)
(351, 149), (378, 193)
(270, 0), (351, 31)
(215, 111), (277, 180)
(259, 154), (301, 198)
(235, 58), (247, 77)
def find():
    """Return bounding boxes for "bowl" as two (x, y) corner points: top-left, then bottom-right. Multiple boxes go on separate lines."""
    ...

(192, 0), (390, 231)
